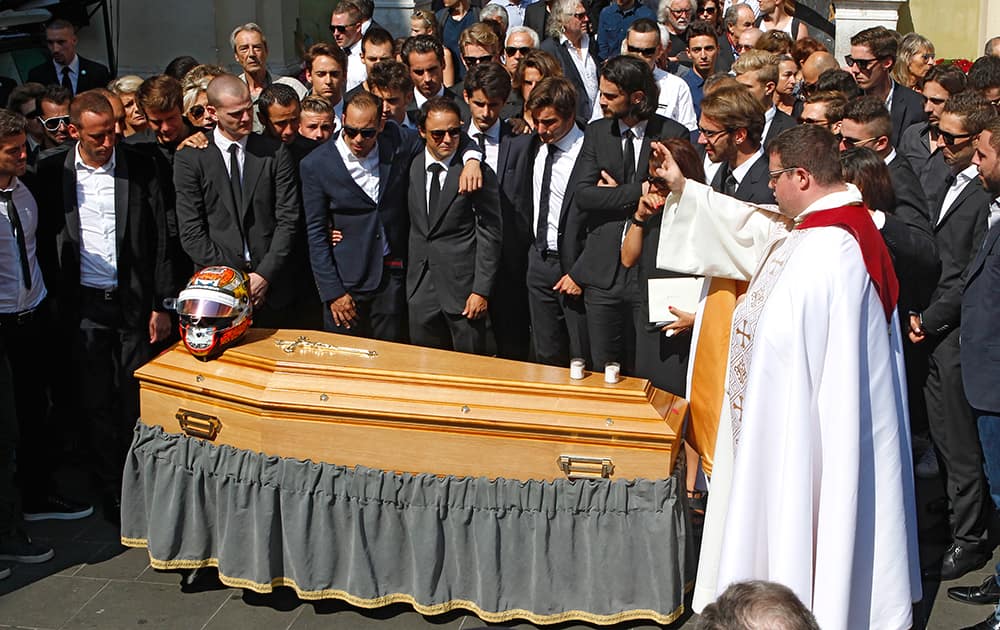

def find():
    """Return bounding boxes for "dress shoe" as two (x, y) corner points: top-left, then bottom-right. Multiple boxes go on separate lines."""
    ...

(102, 494), (121, 528)
(937, 543), (993, 581)
(960, 612), (1000, 629)
(950, 575), (1000, 605)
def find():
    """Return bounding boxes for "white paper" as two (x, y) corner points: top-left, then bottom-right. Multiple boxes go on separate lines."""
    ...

(647, 277), (705, 323)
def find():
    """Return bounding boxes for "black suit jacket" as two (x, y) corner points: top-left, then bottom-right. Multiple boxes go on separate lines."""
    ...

(407, 87), (463, 125)
(300, 122), (419, 303)
(879, 209), (939, 315)
(763, 108), (797, 149)
(523, 1), (549, 38)
(406, 141), (503, 313)
(888, 153), (930, 222)
(888, 83), (927, 146)
(710, 152), (776, 206)
(26, 56), (112, 93)
(29, 144), (173, 331)
(960, 216), (1000, 412)
(173, 133), (300, 308)
(540, 37), (599, 121)
(921, 176), (990, 335)
(572, 114), (689, 289)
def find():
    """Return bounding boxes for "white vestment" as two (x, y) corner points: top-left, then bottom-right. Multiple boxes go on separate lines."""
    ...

(658, 181), (921, 630)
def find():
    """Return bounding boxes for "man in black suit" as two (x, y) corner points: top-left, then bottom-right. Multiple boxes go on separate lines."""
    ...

(301, 91), (419, 341)
(368, 60), (418, 131)
(948, 119), (1000, 630)
(840, 96), (931, 222)
(402, 36), (463, 127)
(700, 83), (774, 205)
(909, 92), (996, 582)
(509, 77), (589, 367)
(732, 50), (796, 149)
(31, 92), (174, 522)
(454, 24), (520, 124)
(173, 75), (300, 328)
(27, 19), (111, 95)
(523, 0), (551, 38)
(303, 42), (348, 135)
(573, 56), (688, 373)
(407, 97), (501, 354)
(848, 26), (926, 146)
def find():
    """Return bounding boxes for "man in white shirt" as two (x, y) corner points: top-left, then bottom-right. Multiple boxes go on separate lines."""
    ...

(619, 19), (697, 131)
(304, 42), (348, 134)
(330, 1), (368, 93)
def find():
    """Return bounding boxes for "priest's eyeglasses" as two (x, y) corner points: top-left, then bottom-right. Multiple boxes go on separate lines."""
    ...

(767, 166), (797, 181)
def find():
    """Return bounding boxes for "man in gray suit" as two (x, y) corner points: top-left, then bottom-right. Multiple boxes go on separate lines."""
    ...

(407, 97), (502, 354)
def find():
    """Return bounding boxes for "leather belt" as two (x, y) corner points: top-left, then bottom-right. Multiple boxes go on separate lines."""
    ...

(0, 308), (37, 326)
(81, 286), (119, 302)
(383, 258), (404, 270)
(539, 249), (560, 261)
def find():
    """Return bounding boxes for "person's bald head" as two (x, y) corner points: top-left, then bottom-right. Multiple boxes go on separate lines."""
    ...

(737, 27), (762, 52)
(206, 74), (253, 141)
(801, 51), (839, 87)
(88, 88), (126, 138)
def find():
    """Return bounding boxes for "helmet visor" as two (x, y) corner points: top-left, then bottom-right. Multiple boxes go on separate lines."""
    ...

(176, 287), (239, 320)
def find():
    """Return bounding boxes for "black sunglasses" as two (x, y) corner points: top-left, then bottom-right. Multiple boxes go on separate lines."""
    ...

(505, 46), (531, 57)
(938, 128), (975, 145)
(627, 45), (658, 58)
(342, 125), (378, 139)
(844, 55), (880, 71)
(428, 126), (462, 141)
(571, 10), (588, 18)
(839, 135), (879, 149)
(39, 114), (69, 131)
(329, 22), (359, 33)
(188, 104), (206, 119)
(698, 6), (717, 13)
(463, 54), (493, 67)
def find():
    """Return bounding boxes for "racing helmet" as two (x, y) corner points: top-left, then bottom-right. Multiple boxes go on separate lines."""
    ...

(176, 266), (252, 360)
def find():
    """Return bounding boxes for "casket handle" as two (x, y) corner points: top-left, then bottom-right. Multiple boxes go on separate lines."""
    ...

(175, 409), (222, 441)
(558, 455), (614, 479)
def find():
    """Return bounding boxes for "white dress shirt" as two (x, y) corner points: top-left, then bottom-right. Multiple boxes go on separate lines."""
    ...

(561, 34), (599, 110)
(0, 178), (46, 313)
(413, 85), (445, 109)
(731, 147), (765, 188)
(989, 199), (1000, 230)
(344, 41), (367, 94)
(939, 163), (979, 226)
(336, 134), (381, 202)
(53, 54), (80, 94)
(532, 125), (585, 250)
(212, 128), (251, 263)
(762, 106), (777, 143)
(424, 150), (451, 212)
(653, 67), (698, 131)
(75, 146), (118, 289)
(469, 119), (501, 173)
(619, 119), (648, 177)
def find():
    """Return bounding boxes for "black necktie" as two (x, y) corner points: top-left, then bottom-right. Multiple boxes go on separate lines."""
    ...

(61, 66), (72, 93)
(724, 171), (738, 196)
(536, 144), (559, 251)
(228, 143), (243, 209)
(623, 128), (636, 184)
(476, 132), (487, 154)
(1, 190), (31, 290)
(427, 163), (444, 214)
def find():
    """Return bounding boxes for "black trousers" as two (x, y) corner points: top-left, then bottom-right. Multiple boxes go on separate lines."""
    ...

(526, 247), (588, 367)
(408, 274), (492, 355)
(0, 304), (55, 502)
(632, 296), (691, 396)
(322, 268), (407, 343)
(924, 327), (989, 548)
(583, 263), (639, 375)
(490, 260), (531, 361)
(76, 292), (151, 498)
(0, 339), (18, 531)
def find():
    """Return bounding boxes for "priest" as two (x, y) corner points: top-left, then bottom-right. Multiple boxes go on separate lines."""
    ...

(644, 124), (920, 630)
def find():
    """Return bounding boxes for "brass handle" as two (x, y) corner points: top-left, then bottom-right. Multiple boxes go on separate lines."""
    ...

(558, 455), (614, 479)
(175, 409), (222, 441)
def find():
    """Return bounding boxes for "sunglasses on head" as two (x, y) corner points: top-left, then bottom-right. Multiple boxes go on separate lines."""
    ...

(505, 46), (531, 57)
(188, 105), (206, 119)
(627, 45), (658, 58)
(343, 125), (378, 139)
(39, 114), (69, 131)
(463, 54), (493, 67)
(329, 22), (359, 33)
(428, 126), (462, 141)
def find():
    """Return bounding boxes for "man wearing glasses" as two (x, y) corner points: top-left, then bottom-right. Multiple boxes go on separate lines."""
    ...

(661, 0), (693, 63)
(908, 91), (996, 583)
(330, 1), (368, 93)
(622, 19), (697, 133)
(847, 26), (926, 145)
(407, 97), (501, 354)
(36, 85), (72, 156)
(596, 0), (655, 62)
(699, 83), (774, 204)
(718, 3), (754, 71)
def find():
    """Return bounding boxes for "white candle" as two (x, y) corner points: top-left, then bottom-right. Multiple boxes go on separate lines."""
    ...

(570, 358), (586, 380)
(604, 362), (620, 384)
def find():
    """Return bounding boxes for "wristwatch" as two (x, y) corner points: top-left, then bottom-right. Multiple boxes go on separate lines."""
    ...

(631, 215), (647, 228)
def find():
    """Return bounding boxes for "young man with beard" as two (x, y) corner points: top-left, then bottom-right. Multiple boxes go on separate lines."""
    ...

(699, 83), (774, 204)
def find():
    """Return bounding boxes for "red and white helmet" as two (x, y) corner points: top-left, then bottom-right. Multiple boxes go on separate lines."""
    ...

(176, 266), (252, 360)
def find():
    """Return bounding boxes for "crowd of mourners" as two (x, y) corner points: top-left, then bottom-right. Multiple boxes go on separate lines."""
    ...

(3, 0), (1000, 626)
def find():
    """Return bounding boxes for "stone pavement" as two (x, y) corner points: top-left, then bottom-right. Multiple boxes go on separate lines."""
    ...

(0, 472), (996, 629)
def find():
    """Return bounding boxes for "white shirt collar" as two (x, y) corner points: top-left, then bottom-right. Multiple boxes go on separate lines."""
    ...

(795, 184), (864, 223)
(339, 132), (378, 166)
(424, 149), (450, 173)
(213, 127), (248, 152)
(954, 163), (980, 185)
(732, 147), (765, 183)
(74, 144), (115, 173)
(885, 81), (896, 111)
(552, 123), (584, 153)
(764, 106), (776, 124)
(618, 118), (648, 140)
(472, 118), (501, 142)
(883, 149), (897, 165)
(55, 54), (79, 76)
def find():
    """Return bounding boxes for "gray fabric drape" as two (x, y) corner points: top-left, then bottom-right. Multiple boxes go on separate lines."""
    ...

(122, 421), (692, 625)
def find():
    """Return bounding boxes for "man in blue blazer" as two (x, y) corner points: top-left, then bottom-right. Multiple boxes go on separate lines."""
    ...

(300, 91), (420, 341)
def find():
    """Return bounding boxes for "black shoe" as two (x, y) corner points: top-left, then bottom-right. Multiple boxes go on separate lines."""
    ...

(0, 528), (54, 563)
(22, 494), (94, 522)
(0, 564), (9, 580)
(937, 543), (994, 581)
(103, 494), (121, 527)
(950, 575), (1000, 605)
(961, 612), (1000, 629)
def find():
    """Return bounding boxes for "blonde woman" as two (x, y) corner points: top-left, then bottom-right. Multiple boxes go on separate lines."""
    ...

(892, 32), (935, 90)
(181, 64), (226, 133)
(108, 75), (147, 136)
(410, 10), (457, 87)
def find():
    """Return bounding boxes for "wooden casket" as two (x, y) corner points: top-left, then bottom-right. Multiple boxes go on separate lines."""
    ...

(123, 329), (693, 626)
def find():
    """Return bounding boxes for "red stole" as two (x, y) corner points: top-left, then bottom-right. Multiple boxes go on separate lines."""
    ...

(795, 203), (899, 322)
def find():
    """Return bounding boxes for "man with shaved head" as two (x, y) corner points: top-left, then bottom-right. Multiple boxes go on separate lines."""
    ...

(173, 74), (303, 327)
(800, 52), (839, 97)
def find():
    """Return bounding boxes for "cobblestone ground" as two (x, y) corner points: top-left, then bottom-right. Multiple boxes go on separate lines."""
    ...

(0, 467), (995, 629)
